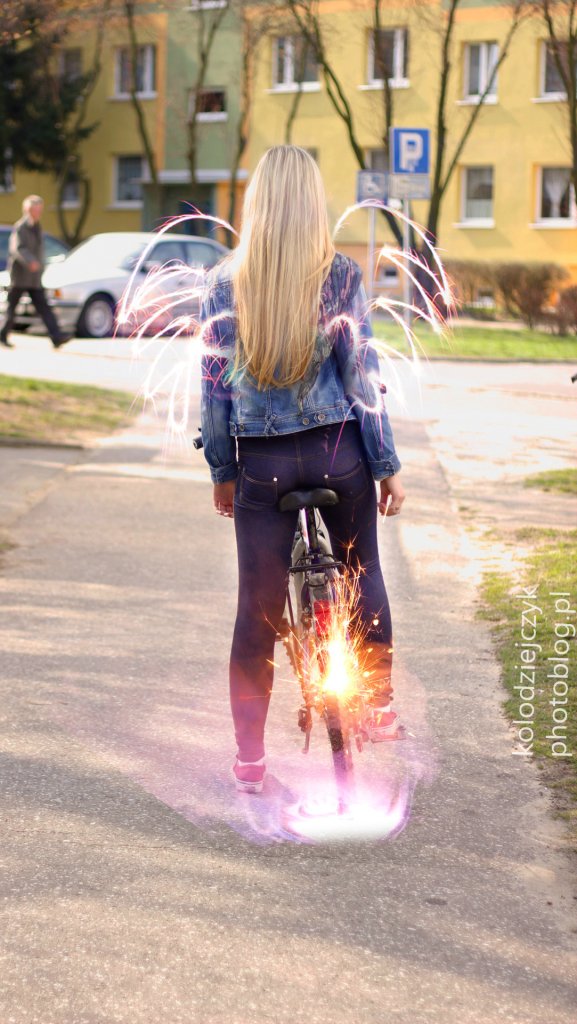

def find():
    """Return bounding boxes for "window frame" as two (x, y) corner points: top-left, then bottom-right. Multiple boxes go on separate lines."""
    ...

(59, 47), (83, 84)
(0, 149), (15, 194)
(193, 87), (228, 122)
(460, 165), (495, 227)
(539, 39), (568, 100)
(113, 155), (145, 208)
(187, 0), (227, 9)
(367, 27), (409, 88)
(462, 41), (499, 103)
(270, 35), (320, 93)
(61, 171), (81, 209)
(535, 166), (577, 226)
(113, 43), (157, 100)
(365, 148), (388, 174)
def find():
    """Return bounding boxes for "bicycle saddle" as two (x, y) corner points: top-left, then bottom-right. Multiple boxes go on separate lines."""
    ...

(278, 488), (339, 512)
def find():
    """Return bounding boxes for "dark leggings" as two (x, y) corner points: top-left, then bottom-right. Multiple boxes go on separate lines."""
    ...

(231, 420), (392, 762)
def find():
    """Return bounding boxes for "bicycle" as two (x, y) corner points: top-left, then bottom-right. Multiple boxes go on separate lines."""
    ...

(277, 486), (407, 814)
(194, 433), (404, 813)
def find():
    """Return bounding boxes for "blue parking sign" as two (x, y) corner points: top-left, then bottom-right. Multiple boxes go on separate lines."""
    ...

(391, 128), (430, 175)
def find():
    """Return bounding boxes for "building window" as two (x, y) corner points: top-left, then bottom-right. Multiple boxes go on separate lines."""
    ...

(366, 148), (388, 173)
(59, 48), (83, 83)
(541, 41), (570, 97)
(463, 166), (494, 222)
(114, 155), (144, 205)
(193, 87), (227, 121)
(464, 42), (498, 100)
(0, 150), (14, 193)
(61, 171), (81, 207)
(273, 36), (318, 88)
(539, 167), (576, 221)
(368, 28), (409, 85)
(114, 44), (156, 98)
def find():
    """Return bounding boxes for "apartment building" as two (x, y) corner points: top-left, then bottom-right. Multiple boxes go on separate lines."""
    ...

(0, 1), (245, 243)
(246, 0), (577, 281)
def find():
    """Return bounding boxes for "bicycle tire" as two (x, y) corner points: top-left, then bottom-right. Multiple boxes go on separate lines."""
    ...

(323, 694), (355, 810)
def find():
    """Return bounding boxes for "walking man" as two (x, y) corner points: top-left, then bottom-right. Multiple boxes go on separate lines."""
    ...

(0, 195), (67, 349)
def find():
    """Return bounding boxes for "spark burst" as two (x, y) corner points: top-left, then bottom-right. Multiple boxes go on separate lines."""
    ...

(119, 201), (454, 441)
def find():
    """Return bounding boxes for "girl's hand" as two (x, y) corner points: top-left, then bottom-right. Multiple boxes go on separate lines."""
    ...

(378, 474), (405, 517)
(213, 481), (235, 518)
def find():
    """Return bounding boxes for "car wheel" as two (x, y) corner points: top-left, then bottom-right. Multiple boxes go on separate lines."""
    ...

(77, 294), (116, 338)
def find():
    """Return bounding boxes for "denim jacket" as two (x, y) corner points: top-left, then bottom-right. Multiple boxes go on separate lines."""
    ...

(200, 251), (401, 484)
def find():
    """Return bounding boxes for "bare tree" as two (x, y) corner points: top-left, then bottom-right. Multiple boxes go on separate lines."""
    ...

(186, 2), (229, 189)
(228, 1), (276, 244)
(286, 0), (403, 243)
(55, 0), (112, 246)
(123, 0), (160, 205)
(286, 0), (527, 251)
(373, 0), (394, 162)
(426, 0), (526, 243)
(539, 0), (577, 201)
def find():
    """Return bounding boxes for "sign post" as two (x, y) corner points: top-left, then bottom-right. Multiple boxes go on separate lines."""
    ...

(389, 128), (431, 327)
(356, 170), (388, 304)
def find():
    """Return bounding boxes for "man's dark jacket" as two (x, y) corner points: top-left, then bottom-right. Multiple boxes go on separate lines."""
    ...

(7, 216), (45, 289)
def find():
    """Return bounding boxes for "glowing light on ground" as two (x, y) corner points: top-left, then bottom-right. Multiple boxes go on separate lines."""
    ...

(280, 780), (412, 843)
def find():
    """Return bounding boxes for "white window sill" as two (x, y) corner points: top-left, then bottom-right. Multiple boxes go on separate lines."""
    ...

(531, 93), (567, 103)
(109, 92), (157, 102)
(196, 111), (228, 122)
(359, 79), (410, 91)
(454, 219), (495, 229)
(188, 0), (227, 8)
(529, 220), (577, 229)
(266, 82), (321, 94)
(456, 95), (497, 106)
(107, 202), (143, 210)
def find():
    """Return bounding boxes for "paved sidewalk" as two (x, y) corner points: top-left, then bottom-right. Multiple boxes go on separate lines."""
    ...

(0, 362), (576, 1023)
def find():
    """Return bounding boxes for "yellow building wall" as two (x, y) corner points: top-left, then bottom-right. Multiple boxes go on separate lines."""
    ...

(247, 1), (577, 282)
(0, 4), (167, 240)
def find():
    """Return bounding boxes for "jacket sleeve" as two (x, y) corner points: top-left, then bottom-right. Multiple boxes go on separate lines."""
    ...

(199, 286), (238, 484)
(332, 279), (401, 481)
(10, 223), (37, 268)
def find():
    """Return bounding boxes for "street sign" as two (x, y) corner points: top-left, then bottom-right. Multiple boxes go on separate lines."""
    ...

(356, 170), (388, 204)
(390, 128), (430, 175)
(389, 127), (431, 201)
(389, 174), (431, 200)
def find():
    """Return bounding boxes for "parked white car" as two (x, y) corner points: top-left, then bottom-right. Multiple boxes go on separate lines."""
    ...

(0, 231), (228, 338)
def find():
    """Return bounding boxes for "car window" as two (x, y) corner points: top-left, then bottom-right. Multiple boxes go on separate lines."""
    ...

(0, 230), (9, 271)
(183, 241), (221, 269)
(148, 241), (186, 265)
(44, 234), (69, 263)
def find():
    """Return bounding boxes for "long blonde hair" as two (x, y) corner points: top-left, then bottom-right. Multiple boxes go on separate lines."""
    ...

(232, 145), (335, 389)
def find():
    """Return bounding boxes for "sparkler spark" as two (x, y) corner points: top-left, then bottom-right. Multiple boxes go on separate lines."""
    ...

(119, 201), (455, 446)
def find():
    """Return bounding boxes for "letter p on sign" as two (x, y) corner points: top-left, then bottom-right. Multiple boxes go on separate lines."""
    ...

(400, 133), (424, 173)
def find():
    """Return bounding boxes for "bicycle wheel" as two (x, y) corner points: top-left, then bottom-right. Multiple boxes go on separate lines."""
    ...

(323, 694), (355, 811)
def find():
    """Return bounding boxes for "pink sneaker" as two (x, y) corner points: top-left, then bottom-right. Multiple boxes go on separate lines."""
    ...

(232, 757), (266, 793)
(365, 708), (406, 742)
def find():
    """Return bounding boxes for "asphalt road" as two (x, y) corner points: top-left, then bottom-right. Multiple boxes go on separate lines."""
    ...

(1, 336), (576, 1022)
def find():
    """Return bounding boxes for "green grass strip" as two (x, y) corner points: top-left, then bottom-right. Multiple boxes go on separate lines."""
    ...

(0, 374), (135, 444)
(373, 321), (577, 361)
(479, 528), (577, 835)
(524, 469), (577, 495)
